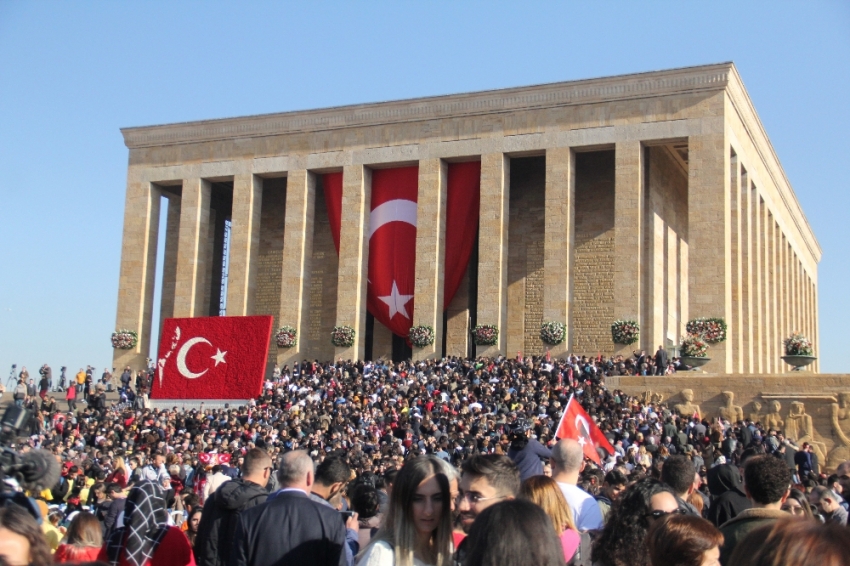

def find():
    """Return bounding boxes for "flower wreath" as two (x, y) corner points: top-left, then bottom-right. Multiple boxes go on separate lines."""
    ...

(331, 325), (356, 348)
(276, 326), (298, 348)
(611, 320), (640, 345)
(409, 325), (435, 348)
(540, 321), (566, 345)
(473, 325), (499, 346)
(680, 334), (709, 358)
(111, 329), (138, 350)
(686, 317), (727, 344)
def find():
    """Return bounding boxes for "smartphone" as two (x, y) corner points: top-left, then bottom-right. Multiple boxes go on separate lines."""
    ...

(340, 511), (355, 521)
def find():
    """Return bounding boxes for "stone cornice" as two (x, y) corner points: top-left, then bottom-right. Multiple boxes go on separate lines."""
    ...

(725, 66), (822, 263)
(121, 63), (732, 149)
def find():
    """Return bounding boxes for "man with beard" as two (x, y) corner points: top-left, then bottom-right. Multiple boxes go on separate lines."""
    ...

(455, 454), (520, 550)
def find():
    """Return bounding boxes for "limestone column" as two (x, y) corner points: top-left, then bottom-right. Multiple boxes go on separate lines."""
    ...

(174, 178), (212, 318)
(278, 170), (316, 365)
(687, 132), (732, 372)
(741, 171), (753, 372)
(158, 194), (181, 333)
(335, 165), (371, 359)
(813, 281), (820, 372)
(753, 193), (763, 373)
(613, 141), (643, 355)
(666, 226), (679, 347)
(476, 153), (509, 356)
(776, 229), (785, 372)
(729, 154), (743, 373)
(445, 269), (470, 358)
(227, 173), (263, 316)
(763, 205), (772, 373)
(543, 146), (574, 357)
(113, 179), (161, 371)
(413, 159), (448, 360)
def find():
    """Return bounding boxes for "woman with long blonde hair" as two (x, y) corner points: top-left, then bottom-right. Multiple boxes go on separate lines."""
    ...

(520, 475), (580, 563)
(108, 456), (128, 488)
(358, 456), (453, 566)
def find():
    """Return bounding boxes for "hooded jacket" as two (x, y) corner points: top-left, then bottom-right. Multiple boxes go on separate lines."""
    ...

(706, 464), (751, 527)
(194, 478), (268, 566)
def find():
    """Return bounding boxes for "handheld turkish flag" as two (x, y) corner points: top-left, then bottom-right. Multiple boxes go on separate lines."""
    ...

(555, 395), (615, 464)
(152, 316), (273, 400)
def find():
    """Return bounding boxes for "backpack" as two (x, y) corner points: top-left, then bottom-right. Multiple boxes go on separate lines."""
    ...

(568, 530), (598, 566)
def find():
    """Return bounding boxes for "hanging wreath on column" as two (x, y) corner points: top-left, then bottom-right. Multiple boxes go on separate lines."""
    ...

(473, 325), (499, 346)
(275, 326), (298, 348)
(111, 329), (138, 350)
(611, 320), (640, 345)
(685, 317), (727, 344)
(540, 321), (566, 345)
(331, 325), (356, 348)
(409, 325), (436, 347)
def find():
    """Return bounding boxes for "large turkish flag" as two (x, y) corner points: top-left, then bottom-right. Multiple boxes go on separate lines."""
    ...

(152, 316), (272, 400)
(323, 162), (480, 339)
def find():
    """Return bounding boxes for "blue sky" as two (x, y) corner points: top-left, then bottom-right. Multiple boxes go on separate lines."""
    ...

(1, 1), (848, 375)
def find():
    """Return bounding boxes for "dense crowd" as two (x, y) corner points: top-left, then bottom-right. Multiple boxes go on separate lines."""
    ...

(0, 354), (848, 566)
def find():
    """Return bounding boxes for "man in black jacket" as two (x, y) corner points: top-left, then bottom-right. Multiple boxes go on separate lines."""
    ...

(195, 448), (271, 566)
(231, 450), (347, 566)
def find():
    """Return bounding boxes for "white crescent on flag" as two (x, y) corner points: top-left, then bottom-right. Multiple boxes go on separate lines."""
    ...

(176, 337), (211, 379)
(369, 199), (417, 239)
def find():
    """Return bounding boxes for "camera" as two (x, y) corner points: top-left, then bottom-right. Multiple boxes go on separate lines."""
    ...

(11, 364), (16, 370)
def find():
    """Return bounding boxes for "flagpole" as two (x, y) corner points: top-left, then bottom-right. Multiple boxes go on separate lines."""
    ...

(555, 393), (574, 440)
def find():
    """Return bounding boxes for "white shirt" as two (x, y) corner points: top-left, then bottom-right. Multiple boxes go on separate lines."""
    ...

(557, 481), (604, 531)
(358, 540), (432, 566)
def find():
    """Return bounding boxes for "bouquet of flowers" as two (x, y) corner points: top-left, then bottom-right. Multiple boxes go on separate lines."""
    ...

(540, 321), (566, 345)
(686, 317), (727, 344)
(611, 320), (640, 345)
(681, 334), (709, 357)
(111, 329), (138, 350)
(409, 325), (435, 347)
(784, 332), (814, 356)
(473, 325), (499, 346)
(331, 325), (356, 347)
(275, 326), (298, 348)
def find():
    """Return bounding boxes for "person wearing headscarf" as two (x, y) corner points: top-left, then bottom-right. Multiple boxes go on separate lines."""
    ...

(706, 464), (751, 527)
(98, 481), (195, 566)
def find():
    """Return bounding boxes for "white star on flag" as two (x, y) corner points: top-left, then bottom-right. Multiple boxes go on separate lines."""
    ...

(378, 280), (413, 320)
(211, 348), (227, 367)
(577, 436), (586, 447)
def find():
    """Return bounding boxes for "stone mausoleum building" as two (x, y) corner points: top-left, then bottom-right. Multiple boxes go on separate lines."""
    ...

(113, 62), (820, 375)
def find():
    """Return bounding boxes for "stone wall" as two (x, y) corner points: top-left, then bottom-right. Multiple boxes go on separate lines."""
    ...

(305, 179), (339, 361)
(573, 151), (615, 355)
(507, 157), (546, 355)
(255, 177), (286, 369)
(608, 373), (850, 471)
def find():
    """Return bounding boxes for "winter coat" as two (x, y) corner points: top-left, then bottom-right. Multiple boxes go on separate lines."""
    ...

(194, 478), (268, 566)
(706, 464), (751, 527)
(719, 507), (789, 565)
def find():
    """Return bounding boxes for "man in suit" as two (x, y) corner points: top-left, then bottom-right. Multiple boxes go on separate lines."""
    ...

(655, 345), (668, 375)
(231, 450), (347, 566)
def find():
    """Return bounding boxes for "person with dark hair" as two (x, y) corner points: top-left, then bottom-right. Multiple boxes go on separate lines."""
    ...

(591, 477), (683, 566)
(310, 456), (359, 565)
(595, 469), (628, 522)
(647, 514), (723, 566)
(358, 456), (453, 566)
(705, 463), (751, 527)
(808, 486), (848, 525)
(55, 511), (103, 563)
(506, 426), (551, 481)
(350, 482), (381, 550)
(728, 517), (850, 566)
(0, 504), (52, 566)
(98, 481), (195, 566)
(780, 488), (813, 518)
(185, 508), (203, 550)
(661, 455), (700, 516)
(718, 454), (791, 564)
(460, 499), (564, 566)
(456, 454), (520, 534)
(231, 450), (348, 566)
(195, 448), (271, 566)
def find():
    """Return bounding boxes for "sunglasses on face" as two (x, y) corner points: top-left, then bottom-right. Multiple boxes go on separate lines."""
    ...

(646, 508), (688, 519)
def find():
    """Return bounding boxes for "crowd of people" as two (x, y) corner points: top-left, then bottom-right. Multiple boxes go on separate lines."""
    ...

(0, 353), (848, 566)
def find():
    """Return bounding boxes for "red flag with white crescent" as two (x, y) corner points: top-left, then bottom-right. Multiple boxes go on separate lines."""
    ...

(152, 316), (272, 400)
(323, 162), (480, 338)
(555, 395), (615, 464)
